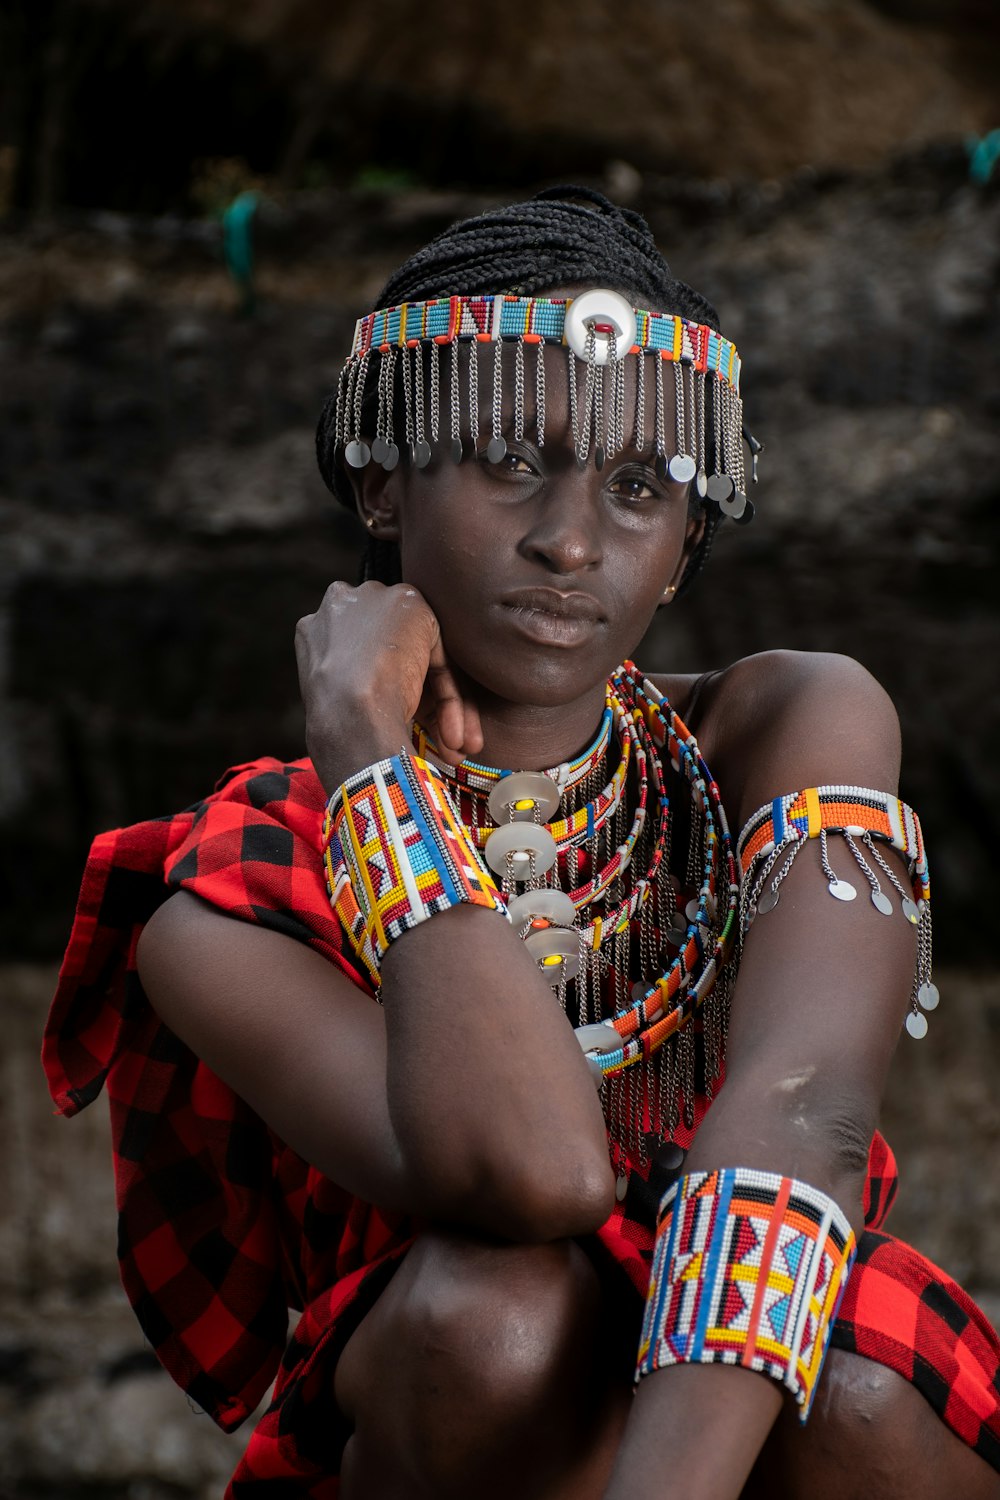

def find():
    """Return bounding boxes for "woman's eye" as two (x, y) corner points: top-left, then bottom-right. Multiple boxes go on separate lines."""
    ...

(493, 450), (537, 477)
(610, 473), (657, 501)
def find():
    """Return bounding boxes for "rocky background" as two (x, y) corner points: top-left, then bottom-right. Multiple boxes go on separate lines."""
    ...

(1, 1), (999, 1494)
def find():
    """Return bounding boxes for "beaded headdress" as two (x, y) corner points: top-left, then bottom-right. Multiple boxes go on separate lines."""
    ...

(333, 288), (761, 521)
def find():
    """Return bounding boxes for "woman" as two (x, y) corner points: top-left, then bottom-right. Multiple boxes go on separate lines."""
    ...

(43, 189), (1000, 1499)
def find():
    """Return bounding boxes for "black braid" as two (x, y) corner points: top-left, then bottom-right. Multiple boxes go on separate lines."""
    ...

(318, 188), (729, 594)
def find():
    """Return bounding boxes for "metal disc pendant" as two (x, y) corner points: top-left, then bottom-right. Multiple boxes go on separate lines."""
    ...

(871, 890), (894, 916)
(757, 887), (780, 914)
(705, 473), (734, 505)
(381, 442), (399, 472)
(507, 888), (577, 930)
(685, 898), (700, 922)
(828, 879), (857, 902)
(665, 924), (688, 947)
(734, 497), (756, 526)
(615, 1173), (629, 1202)
(413, 438), (432, 468)
(668, 453), (697, 484)
(371, 436), (389, 464)
(595, 444), (606, 471)
(345, 440), (370, 469)
(654, 1141), (686, 1173)
(486, 435), (507, 464)
(905, 1010), (929, 1040)
(524, 926), (581, 983)
(901, 898), (921, 925)
(655, 452), (668, 480)
(918, 981), (940, 1011)
(695, 467), (709, 499)
(484, 821), (557, 879)
(487, 771), (561, 824)
(450, 437), (464, 464)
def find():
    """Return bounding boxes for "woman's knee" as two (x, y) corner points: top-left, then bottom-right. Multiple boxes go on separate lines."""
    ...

(747, 1349), (1000, 1500)
(337, 1231), (615, 1490)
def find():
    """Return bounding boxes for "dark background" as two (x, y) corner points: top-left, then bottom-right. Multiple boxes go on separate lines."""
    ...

(0, 4), (998, 1494)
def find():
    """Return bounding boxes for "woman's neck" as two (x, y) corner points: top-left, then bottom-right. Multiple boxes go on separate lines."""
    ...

(470, 683), (611, 772)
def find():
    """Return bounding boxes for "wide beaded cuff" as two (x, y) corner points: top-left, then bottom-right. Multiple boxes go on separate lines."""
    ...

(323, 751), (509, 985)
(636, 1168), (857, 1420)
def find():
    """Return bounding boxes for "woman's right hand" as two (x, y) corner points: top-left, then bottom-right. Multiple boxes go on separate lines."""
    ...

(294, 580), (483, 793)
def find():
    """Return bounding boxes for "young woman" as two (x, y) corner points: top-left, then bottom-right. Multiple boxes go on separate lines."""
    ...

(44, 189), (1000, 1499)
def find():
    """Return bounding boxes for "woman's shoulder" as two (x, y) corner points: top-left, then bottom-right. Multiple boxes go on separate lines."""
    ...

(648, 652), (900, 822)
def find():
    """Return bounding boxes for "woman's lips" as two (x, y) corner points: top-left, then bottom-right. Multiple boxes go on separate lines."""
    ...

(499, 589), (605, 647)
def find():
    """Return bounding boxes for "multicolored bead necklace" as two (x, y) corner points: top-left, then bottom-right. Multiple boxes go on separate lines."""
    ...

(416, 661), (739, 1177)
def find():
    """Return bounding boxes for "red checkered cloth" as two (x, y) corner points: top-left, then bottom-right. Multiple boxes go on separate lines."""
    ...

(42, 757), (1000, 1494)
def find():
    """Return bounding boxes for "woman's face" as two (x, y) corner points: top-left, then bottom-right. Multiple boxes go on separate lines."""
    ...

(358, 324), (703, 716)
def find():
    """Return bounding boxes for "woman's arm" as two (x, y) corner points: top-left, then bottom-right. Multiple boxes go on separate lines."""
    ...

(137, 580), (616, 1243)
(604, 649), (916, 1500)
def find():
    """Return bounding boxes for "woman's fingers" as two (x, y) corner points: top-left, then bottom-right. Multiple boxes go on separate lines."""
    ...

(424, 634), (484, 761)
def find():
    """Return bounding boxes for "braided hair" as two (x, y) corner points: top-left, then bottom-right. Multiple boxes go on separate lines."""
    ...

(317, 187), (725, 592)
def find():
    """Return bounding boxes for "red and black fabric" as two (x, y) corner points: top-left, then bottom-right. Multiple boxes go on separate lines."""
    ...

(43, 756), (1000, 1494)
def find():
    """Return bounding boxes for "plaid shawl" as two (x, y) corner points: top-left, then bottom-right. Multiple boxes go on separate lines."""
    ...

(42, 757), (1000, 1493)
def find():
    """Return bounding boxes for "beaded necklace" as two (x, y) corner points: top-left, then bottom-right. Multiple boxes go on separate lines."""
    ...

(415, 662), (738, 1177)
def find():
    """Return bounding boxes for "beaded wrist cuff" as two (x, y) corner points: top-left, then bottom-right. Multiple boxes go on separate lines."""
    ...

(323, 751), (509, 986)
(636, 1168), (856, 1420)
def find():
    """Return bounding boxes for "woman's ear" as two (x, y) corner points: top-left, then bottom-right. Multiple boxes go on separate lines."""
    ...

(353, 463), (401, 540)
(660, 509), (706, 604)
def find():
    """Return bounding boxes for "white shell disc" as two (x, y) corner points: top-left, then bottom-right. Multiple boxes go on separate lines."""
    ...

(487, 771), (561, 824)
(564, 288), (637, 366)
(507, 888), (577, 930)
(524, 926), (581, 983)
(484, 821), (557, 878)
(574, 1022), (622, 1059)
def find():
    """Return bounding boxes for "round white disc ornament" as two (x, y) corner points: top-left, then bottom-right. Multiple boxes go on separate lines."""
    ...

(507, 888), (578, 929)
(484, 821), (557, 879)
(487, 771), (561, 824)
(524, 927), (581, 982)
(564, 289), (637, 367)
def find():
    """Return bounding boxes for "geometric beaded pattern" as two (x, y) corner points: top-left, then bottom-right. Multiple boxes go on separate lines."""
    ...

(350, 293), (742, 392)
(323, 751), (509, 986)
(737, 785), (930, 904)
(636, 1168), (857, 1421)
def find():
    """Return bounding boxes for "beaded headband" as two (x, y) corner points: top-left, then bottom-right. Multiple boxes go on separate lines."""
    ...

(335, 289), (760, 520)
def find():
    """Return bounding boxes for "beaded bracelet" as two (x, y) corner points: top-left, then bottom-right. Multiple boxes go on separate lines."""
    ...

(736, 785), (937, 1038)
(636, 1168), (856, 1420)
(322, 750), (509, 986)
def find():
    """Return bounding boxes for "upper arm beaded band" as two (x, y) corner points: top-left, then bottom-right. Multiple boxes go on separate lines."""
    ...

(736, 785), (936, 1038)
(322, 750), (509, 988)
(636, 1168), (857, 1420)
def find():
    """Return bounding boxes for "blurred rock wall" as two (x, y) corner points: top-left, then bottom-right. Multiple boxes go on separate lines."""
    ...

(2, 149), (998, 960)
(1, 144), (999, 1499)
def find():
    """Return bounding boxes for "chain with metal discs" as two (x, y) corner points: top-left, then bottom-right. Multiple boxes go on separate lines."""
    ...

(737, 787), (935, 1039)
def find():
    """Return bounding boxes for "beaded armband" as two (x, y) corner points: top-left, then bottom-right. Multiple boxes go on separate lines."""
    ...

(323, 751), (509, 986)
(636, 1168), (857, 1420)
(736, 785), (937, 1038)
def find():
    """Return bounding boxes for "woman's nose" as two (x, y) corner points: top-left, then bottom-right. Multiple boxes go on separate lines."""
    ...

(517, 483), (603, 575)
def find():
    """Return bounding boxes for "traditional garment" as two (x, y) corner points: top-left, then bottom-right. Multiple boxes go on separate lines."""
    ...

(43, 756), (1000, 1494)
